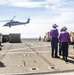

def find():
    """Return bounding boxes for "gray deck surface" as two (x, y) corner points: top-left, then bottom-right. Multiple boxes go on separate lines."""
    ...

(0, 40), (74, 75)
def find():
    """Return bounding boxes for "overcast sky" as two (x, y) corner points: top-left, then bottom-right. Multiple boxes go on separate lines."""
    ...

(0, 0), (74, 38)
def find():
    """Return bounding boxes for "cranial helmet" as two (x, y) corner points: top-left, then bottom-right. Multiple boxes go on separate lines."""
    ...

(52, 24), (58, 28)
(62, 26), (67, 31)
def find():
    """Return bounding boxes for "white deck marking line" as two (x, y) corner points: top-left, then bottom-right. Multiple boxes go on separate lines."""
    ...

(0, 51), (50, 54)
(1, 44), (50, 52)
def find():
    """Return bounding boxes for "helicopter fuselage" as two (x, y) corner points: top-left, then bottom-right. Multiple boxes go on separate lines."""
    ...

(4, 21), (27, 26)
(2, 18), (30, 27)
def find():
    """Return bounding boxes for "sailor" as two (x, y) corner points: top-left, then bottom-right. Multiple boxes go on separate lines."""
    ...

(39, 36), (41, 41)
(59, 26), (70, 62)
(50, 24), (59, 58)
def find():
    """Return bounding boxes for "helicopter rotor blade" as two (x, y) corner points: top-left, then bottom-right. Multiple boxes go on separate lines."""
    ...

(11, 16), (16, 20)
(0, 20), (10, 22)
(0, 16), (16, 22)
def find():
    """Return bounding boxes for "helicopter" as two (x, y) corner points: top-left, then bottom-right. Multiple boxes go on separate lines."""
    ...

(1, 16), (30, 27)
